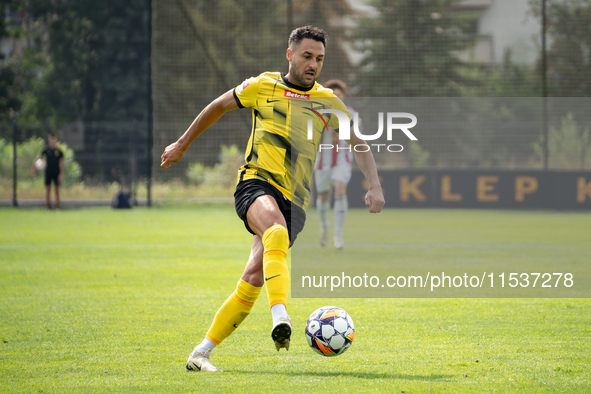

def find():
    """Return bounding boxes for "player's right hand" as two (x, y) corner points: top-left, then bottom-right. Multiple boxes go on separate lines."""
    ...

(365, 187), (385, 213)
(160, 141), (186, 168)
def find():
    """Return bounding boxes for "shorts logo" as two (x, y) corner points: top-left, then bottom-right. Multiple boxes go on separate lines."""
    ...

(284, 90), (310, 100)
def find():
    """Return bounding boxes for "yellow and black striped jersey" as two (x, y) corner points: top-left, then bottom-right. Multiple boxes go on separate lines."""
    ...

(233, 72), (350, 210)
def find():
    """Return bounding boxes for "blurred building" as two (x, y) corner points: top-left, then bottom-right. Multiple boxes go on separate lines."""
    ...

(455, 0), (541, 65)
(347, 0), (543, 67)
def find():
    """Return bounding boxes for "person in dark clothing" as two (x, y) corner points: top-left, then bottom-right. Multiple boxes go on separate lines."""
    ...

(31, 134), (65, 210)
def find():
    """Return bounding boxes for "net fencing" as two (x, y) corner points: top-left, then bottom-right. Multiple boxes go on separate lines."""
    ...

(1, 0), (590, 206)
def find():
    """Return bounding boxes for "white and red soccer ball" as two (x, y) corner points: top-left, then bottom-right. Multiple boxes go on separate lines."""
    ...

(305, 306), (355, 357)
(35, 159), (46, 170)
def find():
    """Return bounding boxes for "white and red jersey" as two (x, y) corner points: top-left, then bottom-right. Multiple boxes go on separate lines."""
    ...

(314, 106), (355, 171)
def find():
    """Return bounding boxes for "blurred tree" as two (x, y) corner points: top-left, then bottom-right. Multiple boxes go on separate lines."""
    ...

(291, 0), (358, 84)
(489, 49), (541, 97)
(354, 0), (479, 97)
(154, 0), (286, 114)
(0, 1), (22, 133)
(152, 0), (359, 174)
(0, 137), (82, 186)
(533, 112), (591, 169)
(15, 0), (151, 179)
(152, 0), (290, 171)
(544, 0), (591, 96)
(155, 0), (356, 113)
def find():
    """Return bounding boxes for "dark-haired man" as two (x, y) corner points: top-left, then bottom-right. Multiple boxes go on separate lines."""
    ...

(31, 134), (64, 210)
(161, 25), (384, 372)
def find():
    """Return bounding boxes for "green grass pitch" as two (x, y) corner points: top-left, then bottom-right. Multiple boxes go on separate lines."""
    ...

(1, 206), (590, 393)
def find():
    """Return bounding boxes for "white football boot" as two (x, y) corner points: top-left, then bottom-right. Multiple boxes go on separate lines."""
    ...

(271, 317), (292, 351)
(319, 226), (328, 247)
(333, 235), (344, 249)
(186, 349), (222, 372)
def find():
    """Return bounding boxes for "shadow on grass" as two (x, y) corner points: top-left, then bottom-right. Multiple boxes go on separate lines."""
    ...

(229, 370), (452, 381)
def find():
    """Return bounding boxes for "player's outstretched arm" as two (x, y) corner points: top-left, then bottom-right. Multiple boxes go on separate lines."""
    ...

(347, 131), (385, 213)
(160, 89), (238, 168)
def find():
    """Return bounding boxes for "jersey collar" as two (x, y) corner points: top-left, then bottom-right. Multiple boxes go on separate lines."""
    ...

(281, 73), (315, 92)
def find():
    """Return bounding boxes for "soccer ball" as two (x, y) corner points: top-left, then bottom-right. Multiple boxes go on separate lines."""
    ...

(305, 306), (355, 357)
(35, 159), (46, 170)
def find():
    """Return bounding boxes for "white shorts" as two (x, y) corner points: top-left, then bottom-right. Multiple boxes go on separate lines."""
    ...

(315, 161), (352, 194)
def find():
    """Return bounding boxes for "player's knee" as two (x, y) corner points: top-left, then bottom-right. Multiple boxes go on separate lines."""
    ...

(262, 224), (289, 253)
(334, 181), (347, 196)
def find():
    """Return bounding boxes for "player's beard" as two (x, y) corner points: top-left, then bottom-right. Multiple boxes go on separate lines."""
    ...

(290, 63), (316, 88)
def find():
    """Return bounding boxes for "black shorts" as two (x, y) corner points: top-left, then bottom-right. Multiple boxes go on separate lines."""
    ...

(45, 172), (60, 186)
(234, 179), (306, 245)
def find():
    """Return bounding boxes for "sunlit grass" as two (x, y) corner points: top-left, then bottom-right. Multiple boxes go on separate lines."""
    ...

(0, 207), (589, 393)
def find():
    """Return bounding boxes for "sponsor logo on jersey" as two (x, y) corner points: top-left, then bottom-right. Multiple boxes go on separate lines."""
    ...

(284, 90), (310, 100)
(236, 79), (250, 94)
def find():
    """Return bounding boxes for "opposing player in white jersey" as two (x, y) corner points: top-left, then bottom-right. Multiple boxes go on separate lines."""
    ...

(314, 79), (353, 249)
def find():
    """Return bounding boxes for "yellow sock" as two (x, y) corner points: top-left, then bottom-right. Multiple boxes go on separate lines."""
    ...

(205, 279), (261, 345)
(262, 224), (290, 308)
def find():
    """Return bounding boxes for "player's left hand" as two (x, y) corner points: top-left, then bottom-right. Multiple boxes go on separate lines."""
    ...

(160, 141), (186, 168)
(58, 173), (64, 183)
(365, 187), (385, 213)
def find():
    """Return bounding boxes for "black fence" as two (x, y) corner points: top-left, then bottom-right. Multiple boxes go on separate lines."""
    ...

(1, 0), (591, 207)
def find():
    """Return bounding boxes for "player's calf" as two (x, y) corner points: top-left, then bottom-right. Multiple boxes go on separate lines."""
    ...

(262, 224), (292, 350)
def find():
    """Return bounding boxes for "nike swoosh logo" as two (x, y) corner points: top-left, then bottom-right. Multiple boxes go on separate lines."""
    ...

(233, 324), (238, 328)
(267, 99), (281, 103)
(265, 274), (281, 281)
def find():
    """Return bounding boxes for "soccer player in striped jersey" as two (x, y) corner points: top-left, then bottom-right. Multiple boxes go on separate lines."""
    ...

(160, 26), (384, 372)
(314, 79), (353, 249)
